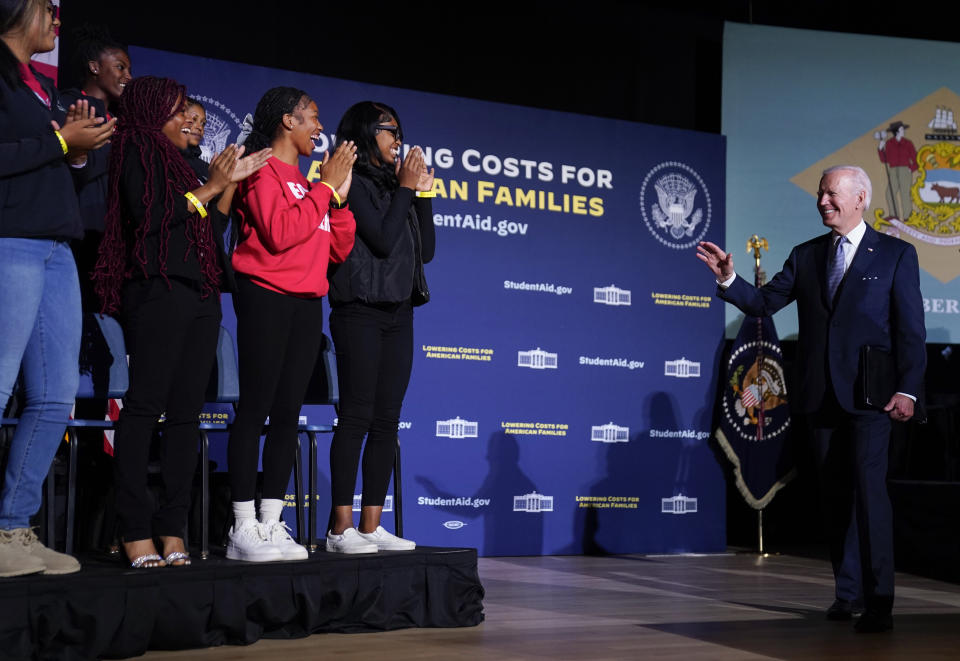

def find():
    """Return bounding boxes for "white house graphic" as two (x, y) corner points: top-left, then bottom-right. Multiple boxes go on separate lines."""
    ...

(661, 494), (698, 514)
(591, 422), (630, 443)
(664, 357), (701, 378)
(353, 495), (393, 512)
(517, 348), (558, 369)
(593, 285), (632, 306)
(436, 416), (479, 439)
(513, 491), (554, 512)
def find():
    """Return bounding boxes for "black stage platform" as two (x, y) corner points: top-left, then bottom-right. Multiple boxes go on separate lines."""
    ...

(0, 546), (485, 660)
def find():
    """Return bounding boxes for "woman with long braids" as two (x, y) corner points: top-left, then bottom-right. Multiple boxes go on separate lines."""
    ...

(325, 101), (435, 554)
(225, 87), (356, 562)
(0, 0), (115, 577)
(94, 76), (270, 568)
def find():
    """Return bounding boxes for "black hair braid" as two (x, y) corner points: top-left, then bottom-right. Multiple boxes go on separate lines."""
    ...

(243, 86), (310, 154)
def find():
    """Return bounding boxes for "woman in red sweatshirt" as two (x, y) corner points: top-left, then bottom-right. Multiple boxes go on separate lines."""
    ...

(226, 87), (356, 561)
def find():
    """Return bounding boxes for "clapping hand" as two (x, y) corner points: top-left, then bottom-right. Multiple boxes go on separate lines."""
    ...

(52, 99), (116, 155)
(231, 146), (272, 182)
(398, 146), (426, 190)
(320, 141), (357, 200)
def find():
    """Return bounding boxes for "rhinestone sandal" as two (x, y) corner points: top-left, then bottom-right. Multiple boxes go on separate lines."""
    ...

(164, 551), (191, 567)
(129, 553), (165, 569)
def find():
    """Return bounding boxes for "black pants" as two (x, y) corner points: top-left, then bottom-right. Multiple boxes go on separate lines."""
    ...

(228, 278), (324, 502)
(113, 277), (221, 541)
(329, 300), (413, 507)
(809, 391), (894, 611)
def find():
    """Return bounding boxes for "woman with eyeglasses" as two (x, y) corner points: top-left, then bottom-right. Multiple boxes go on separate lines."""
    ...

(0, 0), (115, 576)
(325, 101), (435, 553)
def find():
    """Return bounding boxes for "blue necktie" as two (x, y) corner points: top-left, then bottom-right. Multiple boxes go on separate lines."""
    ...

(826, 235), (848, 301)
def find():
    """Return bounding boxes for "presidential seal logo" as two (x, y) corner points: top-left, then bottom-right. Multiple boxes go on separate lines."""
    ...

(721, 337), (790, 442)
(193, 95), (245, 163)
(639, 161), (712, 249)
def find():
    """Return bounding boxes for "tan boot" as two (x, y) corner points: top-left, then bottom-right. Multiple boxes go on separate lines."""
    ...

(0, 528), (46, 577)
(14, 528), (80, 575)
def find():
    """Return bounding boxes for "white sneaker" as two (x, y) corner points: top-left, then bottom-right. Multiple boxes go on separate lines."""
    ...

(226, 520), (284, 562)
(263, 520), (308, 560)
(326, 528), (378, 554)
(357, 526), (416, 551)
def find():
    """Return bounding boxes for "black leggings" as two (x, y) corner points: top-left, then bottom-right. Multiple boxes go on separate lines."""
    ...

(114, 277), (221, 541)
(228, 278), (324, 502)
(329, 300), (413, 507)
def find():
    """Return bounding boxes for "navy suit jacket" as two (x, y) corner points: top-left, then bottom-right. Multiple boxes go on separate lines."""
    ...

(720, 223), (926, 414)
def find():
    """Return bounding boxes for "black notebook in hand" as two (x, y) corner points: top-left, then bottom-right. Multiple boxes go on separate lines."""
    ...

(856, 345), (896, 410)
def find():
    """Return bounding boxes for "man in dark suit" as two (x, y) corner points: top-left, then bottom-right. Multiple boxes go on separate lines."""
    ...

(697, 165), (926, 633)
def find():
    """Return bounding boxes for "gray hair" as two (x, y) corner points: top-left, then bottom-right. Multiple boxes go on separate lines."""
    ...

(822, 165), (872, 209)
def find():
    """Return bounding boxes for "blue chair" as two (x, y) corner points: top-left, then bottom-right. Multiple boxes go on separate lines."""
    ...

(62, 313), (129, 554)
(298, 333), (337, 551)
(198, 325), (240, 559)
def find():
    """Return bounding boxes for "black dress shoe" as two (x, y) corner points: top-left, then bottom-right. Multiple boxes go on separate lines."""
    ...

(855, 609), (893, 633)
(826, 598), (864, 621)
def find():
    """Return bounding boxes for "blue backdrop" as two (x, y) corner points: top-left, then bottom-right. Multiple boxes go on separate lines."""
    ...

(133, 46), (728, 556)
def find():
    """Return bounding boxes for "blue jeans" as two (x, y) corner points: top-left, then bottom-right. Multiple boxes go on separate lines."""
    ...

(0, 239), (81, 530)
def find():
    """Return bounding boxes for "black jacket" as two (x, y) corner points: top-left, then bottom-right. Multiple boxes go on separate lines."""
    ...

(328, 173), (435, 306)
(59, 89), (110, 233)
(0, 67), (83, 239)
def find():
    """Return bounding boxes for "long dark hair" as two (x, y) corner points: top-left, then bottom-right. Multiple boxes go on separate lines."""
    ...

(94, 76), (221, 313)
(335, 101), (403, 191)
(242, 86), (310, 154)
(0, 0), (44, 90)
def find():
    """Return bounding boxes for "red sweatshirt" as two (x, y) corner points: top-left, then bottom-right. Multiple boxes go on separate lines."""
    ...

(233, 157), (356, 297)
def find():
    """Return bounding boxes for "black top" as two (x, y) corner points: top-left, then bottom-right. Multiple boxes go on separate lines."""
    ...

(328, 173), (435, 305)
(119, 141), (230, 289)
(59, 89), (110, 234)
(0, 68), (83, 240)
(181, 145), (238, 293)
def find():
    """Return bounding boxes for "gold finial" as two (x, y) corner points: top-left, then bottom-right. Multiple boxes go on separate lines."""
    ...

(746, 234), (769, 271)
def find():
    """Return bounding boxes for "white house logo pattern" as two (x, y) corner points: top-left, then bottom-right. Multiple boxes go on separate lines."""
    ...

(517, 348), (558, 369)
(591, 423), (630, 443)
(639, 161), (712, 249)
(353, 495), (393, 512)
(443, 521), (466, 530)
(661, 494), (698, 514)
(436, 416), (479, 439)
(513, 491), (554, 512)
(664, 357), (701, 378)
(593, 285), (632, 306)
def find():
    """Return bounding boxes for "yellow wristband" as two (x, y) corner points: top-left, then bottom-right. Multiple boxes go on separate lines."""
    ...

(54, 130), (68, 155)
(318, 181), (342, 206)
(184, 191), (208, 219)
(415, 190), (436, 198)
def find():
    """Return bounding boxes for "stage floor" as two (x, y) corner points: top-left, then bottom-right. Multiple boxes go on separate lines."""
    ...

(141, 550), (960, 660)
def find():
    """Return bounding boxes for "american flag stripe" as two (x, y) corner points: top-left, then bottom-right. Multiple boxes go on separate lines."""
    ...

(103, 398), (122, 456)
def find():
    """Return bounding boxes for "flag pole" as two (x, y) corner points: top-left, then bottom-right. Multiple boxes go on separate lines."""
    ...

(747, 234), (770, 556)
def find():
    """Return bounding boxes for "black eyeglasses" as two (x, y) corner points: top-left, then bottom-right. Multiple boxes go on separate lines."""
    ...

(375, 125), (401, 141)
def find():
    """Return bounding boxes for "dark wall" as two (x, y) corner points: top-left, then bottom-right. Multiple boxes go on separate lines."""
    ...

(60, 2), (960, 135)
